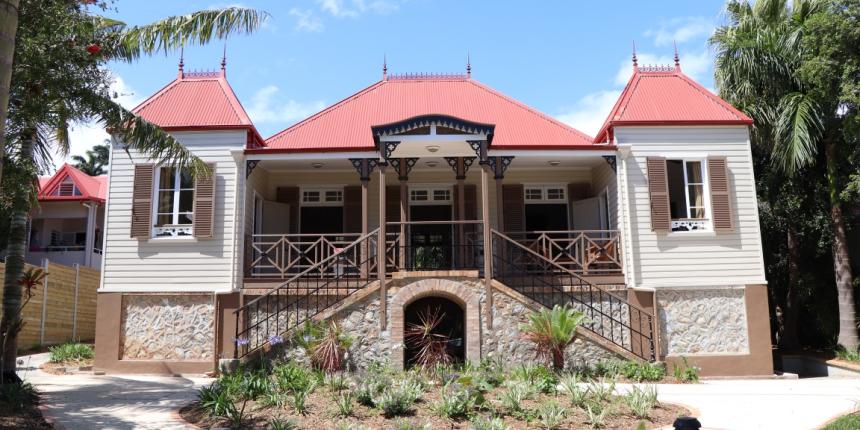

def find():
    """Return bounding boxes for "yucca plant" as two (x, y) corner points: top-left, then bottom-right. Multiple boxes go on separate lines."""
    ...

(295, 320), (353, 373)
(404, 306), (453, 369)
(520, 305), (587, 371)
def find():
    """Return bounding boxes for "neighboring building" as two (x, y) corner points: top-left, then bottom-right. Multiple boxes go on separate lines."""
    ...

(95, 56), (772, 377)
(25, 163), (106, 269)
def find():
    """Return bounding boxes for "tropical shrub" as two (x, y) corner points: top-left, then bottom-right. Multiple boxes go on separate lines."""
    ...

(404, 306), (454, 368)
(624, 385), (658, 419)
(511, 364), (557, 394)
(334, 391), (353, 417)
(432, 383), (481, 419)
(585, 401), (611, 429)
(672, 356), (700, 383)
(536, 400), (566, 429)
(520, 305), (587, 370)
(558, 374), (588, 407)
(295, 320), (353, 373)
(268, 417), (298, 430)
(622, 361), (666, 382)
(48, 342), (94, 363)
(469, 415), (511, 430)
(586, 377), (615, 403)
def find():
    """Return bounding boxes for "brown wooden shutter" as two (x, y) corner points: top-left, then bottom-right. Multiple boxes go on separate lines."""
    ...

(276, 187), (300, 233)
(193, 163), (217, 238)
(502, 184), (524, 232)
(708, 156), (734, 232)
(343, 186), (362, 233)
(130, 164), (154, 239)
(385, 185), (401, 233)
(646, 157), (671, 232)
(463, 184), (477, 220)
(568, 183), (591, 200)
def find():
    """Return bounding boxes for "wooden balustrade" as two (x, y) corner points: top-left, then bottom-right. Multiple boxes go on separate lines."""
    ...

(504, 230), (623, 275)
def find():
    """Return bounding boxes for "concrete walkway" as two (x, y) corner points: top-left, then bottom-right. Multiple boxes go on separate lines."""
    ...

(19, 352), (212, 430)
(18, 351), (860, 430)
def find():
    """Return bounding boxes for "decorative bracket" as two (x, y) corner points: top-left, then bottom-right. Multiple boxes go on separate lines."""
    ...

(390, 157), (418, 180)
(486, 156), (514, 179)
(246, 160), (260, 179)
(602, 155), (617, 173)
(444, 157), (476, 180)
(382, 140), (401, 161)
(349, 158), (379, 181)
(467, 140), (487, 164)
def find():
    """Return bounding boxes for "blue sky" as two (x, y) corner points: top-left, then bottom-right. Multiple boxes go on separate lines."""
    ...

(63, 0), (729, 169)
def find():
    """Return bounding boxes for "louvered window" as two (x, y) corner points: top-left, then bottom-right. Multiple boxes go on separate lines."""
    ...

(153, 167), (194, 237)
(666, 159), (710, 232)
(53, 177), (81, 196)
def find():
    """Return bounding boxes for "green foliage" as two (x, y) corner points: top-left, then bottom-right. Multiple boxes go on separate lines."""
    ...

(672, 357), (700, 383)
(824, 412), (860, 430)
(621, 361), (666, 382)
(520, 305), (587, 370)
(558, 374), (588, 407)
(395, 420), (432, 430)
(374, 379), (423, 418)
(624, 385), (658, 419)
(294, 320), (353, 372)
(272, 362), (315, 394)
(431, 383), (482, 419)
(334, 391), (353, 417)
(352, 373), (389, 407)
(325, 372), (349, 391)
(48, 342), (93, 363)
(267, 417), (298, 430)
(584, 401), (611, 429)
(0, 381), (38, 411)
(585, 377), (616, 403)
(71, 143), (109, 176)
(835, 345), (860, 362)
(511, 364), (557, 394)
(288, 381), (316, 415)
(536, 400), (566, 430)
(469, 415), (511, 430)
(499, 382), (533, 416)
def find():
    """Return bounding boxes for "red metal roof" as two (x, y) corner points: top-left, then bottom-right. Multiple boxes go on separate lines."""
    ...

(262, 75), (598, 152)
(594, 66), (753, 142)
(133, 70), (256, 128)
(38, 164), (107, 202)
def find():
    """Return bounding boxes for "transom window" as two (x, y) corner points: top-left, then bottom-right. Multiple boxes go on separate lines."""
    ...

(524, 185), (566, 204)
(410, 186), (451, 204)
(666, 159), (710, 231)
(301, 188), (343, 206)
(154, 167), (194, 237)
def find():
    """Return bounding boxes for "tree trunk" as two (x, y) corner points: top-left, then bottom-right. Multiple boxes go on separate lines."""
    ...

(781, 227), (801, 350)
(0, 0), (21, 185)
(0, 131), (33, 385)
(826, 142), (858, 349)
(552, 348), (565, 371)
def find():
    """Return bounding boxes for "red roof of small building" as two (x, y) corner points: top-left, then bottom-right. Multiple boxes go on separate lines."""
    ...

(132, 69), (264, 145)
(262, 74), (598, 152)
(594, 65), (753, 143)
(38, 164), (107, 203)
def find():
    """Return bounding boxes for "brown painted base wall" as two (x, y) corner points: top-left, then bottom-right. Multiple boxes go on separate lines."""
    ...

(94, 292), (239, 375)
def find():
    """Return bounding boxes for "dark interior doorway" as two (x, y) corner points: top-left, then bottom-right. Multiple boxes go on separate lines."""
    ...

(525, 203), (569, 232)
(300, 206), (343, 234)
(409, 205), (452, 269)
(403, 296), (465, 368)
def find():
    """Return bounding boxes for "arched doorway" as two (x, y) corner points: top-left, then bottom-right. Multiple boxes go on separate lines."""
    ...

(403, 296), (465, 368)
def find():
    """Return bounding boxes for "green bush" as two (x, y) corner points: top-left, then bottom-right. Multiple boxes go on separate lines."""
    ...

(672, 356), (700, 383)
(558, 374), (588, 407)
(511, 364), (557, 394)
(268, 417), (298, 430)
(824, 412), (860, 430)
(0, 381), (38, 411)
(536, 400), (566, 429)
(334, 391), (353, 417)
(48, 342), (93, 363)
(622, 361), (666, 382)
(624, 385), (658, 419)
(499, 382), (532, 416)
(375, 381), (421, 417)
(432, 384), (481, 419)
(835, 345), (860, 362)
(469, 415), (511, 430)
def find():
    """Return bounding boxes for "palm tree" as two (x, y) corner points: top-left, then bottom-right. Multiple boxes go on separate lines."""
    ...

(72, 143), (109, 176)
(0, 0), (20, 187)
(0, 1), (268, 384)
(711, 0), (858, 348)
(520, 305), (587, 371)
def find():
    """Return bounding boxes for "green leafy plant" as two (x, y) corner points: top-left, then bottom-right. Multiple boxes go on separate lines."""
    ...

(273, 362), (315, 394)
(289, 381), (316, 415)
(375, 384), (419, 417)
(353, 373), (389, 407)
(594, 360), (624, 378)
(295, 320), (353, 373)
(0, 381), (37, 411)
(585, 401), (611, 429)
(404, 306), (454, 369)
(499, 382), (532, 416)
(536, 400), (566, 429)
(268, 417), (298, 430)
(622, 361), (666, 382)
(395, 419), (432, 430)
(334, 391), (353, 417)
(586, 377), (616, 403)
(334, 422), (373, 430)
(558, 374), (588, 407)
(325, 372), (350, 391)
(624, 385), (658, 419)
(511, 364), (557, 394)
(835, 345), (860, 363)
(432, 384), (481, 419)
(672, 356), (700, 383)
(520, 305), (587, 370)
(48, 342), (94, 363)
(469, 415), (511, 430)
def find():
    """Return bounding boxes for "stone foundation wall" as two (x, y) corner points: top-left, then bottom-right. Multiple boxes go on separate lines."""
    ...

(120, 294), (215, 360)
(257, 277), (623, 370)
(657, 287), (749, 355)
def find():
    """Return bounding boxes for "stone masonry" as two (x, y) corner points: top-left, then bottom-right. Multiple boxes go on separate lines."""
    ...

(657, 287), (749, 355)
(120, 294), (215, 360)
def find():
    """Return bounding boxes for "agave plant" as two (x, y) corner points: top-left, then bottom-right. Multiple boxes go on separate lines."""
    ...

(520, 305), (587, 371)
(404, 306), (453, 369)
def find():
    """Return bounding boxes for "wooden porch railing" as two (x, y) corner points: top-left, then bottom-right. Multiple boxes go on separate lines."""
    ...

(247, 233), (363, 278)
(504, 230), (623, 275)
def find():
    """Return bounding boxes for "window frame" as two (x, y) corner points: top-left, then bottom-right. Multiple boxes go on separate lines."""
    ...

(666, 157), (712, 232)
(523, 184), (567, 204)
(408, 185), (452, 205)
(299, 186), (345, 207)
(151, 166), (195, 238)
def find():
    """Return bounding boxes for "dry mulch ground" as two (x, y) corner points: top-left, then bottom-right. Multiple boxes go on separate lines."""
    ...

(181, 383), (689, 429)
(40, 359), (94, 375)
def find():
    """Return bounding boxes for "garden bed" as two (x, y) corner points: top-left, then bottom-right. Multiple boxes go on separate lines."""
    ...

(39, 342), (94, 375)
(180, 361), (690, 430)
(0, 382), (52, 430)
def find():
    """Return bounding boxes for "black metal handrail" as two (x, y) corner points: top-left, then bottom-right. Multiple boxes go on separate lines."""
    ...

(234, 229), (380, 358)
(491, 230), (655, 361)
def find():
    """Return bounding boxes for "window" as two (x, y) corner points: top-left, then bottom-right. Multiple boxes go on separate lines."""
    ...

(409, 186), (451, 204)
(153, 167), (194, 237)
(666, 160), (709, 231)
(53, 177), (81, 196)
(301, 188), (343, 206)
(524, 185), (566, 203)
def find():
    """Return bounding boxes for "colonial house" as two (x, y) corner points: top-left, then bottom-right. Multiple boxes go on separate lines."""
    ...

(94, 55), (772, 377)
(16, 163), (106, 269)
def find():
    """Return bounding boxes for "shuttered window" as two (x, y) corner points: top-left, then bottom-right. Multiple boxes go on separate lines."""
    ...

(129, 163), (217, 239)
(130, 164), (154, 239)
(502, 184), (525, 232)
(192, 164), (216, 238)
(646, 157), (671, 232)
(708, 156), (734, 232)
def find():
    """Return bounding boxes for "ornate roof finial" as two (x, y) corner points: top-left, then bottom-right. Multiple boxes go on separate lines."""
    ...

(673, 40), (681, 71)
(466, 52), (471, 77)
(178, 46), (185, 79)
(383, 54), (387, 80)
(632, 40), (638, 70)
(221, 44), (227, 77)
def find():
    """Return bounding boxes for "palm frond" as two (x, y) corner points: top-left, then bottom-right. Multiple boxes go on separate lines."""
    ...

(108, 7), (269, 62)
(774, 92), (824, 175)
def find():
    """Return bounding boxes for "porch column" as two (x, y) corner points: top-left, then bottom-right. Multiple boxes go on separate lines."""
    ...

(454, 157), (467, 267)
(480, 156), (493, 329)
(83, 202), (98, 267)
(398, 159), (408, 269)
(377, 162), (388, 330)
(350, 158), (376, 279)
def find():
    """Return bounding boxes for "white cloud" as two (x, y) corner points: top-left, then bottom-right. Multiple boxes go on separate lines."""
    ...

(644, 16), (714, 47)
(555, 90), (622, 138)
(58, 75), (143, 171)
(316, 0), (400, 17)
(246, 85), (326, 125)
(289, 8), (324, 32)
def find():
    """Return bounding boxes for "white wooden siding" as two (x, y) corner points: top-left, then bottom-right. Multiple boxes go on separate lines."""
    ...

(617, 126), (767, 289)
(100, 130), (245, 293)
